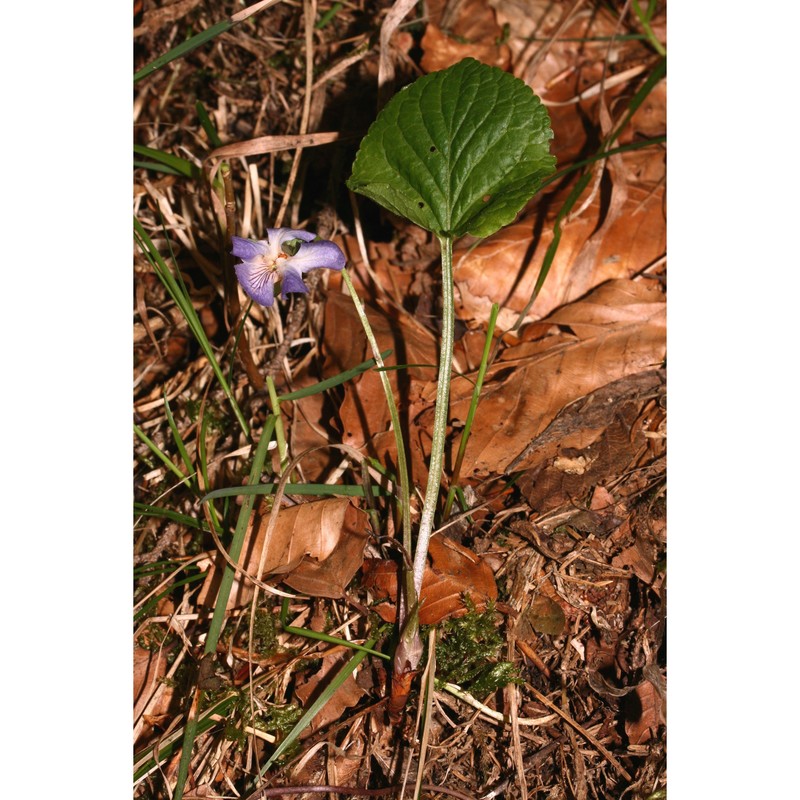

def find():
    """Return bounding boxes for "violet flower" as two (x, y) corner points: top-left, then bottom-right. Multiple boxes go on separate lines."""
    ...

(230, 229), (345, 307)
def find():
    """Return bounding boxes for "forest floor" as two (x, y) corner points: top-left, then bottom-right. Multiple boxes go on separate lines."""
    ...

(134, 1), (667, 798)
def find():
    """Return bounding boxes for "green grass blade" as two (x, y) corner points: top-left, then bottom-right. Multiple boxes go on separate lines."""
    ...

(172, 416), (276, 800)
(538, 136), (666, 194)
(280, 600), (389, 660)
(133, 145), (199, 179)
(340, 268), (413, 578)
(282, 625), (389, 659)
(134, 0), (282, 83)
(632, 0), (666, 56)
(163, 391), (197, 490)
(512, 169), (593, 330)
(134, 423), (193, 488)
(606, 57), (666, 147)
(134, 217), (250, 437)
(134, 503), (208, 530)
(511, 58), (667, 331)
(315, 2), (343, 29)
(195, 101), (223, 148)
(513, 58), (666, 329)
(197, 411), (228, 535)
(135, 20), (231, 83)
(203, 416), (276, 653)
(201, 483), (391, 503)
(267, 375), (288, 471)
(276, 349), (393, 401)
(133, 160), (186, 177)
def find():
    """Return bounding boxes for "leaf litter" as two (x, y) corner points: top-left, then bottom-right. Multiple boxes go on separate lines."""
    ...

(134, 1), (666, 798)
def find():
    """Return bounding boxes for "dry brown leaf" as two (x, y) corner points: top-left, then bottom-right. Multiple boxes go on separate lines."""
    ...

(612, 536), (657, 585)
(207, 131), (344, 162)
(294, 652), (367, 734)
(526, 594), (567, 636)
(624, 679), (665, 745)
(336, 234), (418, 303)
(421, 0), (512, 72)
(323, 291), (440, 485)
(491, 1), (657, 165)
(133, 645), (176, 747)
(362, 534), (498, 625)
(441, 279), (665, 478)
(326, 727), (365, 786)
(198, 497), (369, 607)
(624, 78), (667, 140)
(515, 370), (665, 511)
(421, 24), (511, 73)
(453, 181), (665, 329)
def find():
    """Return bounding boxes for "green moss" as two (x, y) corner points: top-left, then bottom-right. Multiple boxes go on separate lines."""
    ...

(224, 608), (281, 658)
(434, 598), (520, 695)
(261, 703), (302, 735)
(136, 625), (176, 653)
(224, 695), (302, 757)
(250, 609), (280, 656)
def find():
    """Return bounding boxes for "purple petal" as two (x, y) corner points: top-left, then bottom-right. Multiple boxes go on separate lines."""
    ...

(279, 267), (309, 298)
(235, 262), (276, 306)
(267, 228), (316, 248)
(287, 240), (346, 274)
(231, 236), (268, 260)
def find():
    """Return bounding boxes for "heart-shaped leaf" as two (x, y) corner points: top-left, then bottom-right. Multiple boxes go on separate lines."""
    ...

(347, 57), (556, 239)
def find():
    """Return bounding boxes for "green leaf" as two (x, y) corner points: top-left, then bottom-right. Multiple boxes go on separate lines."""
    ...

(347, 57), (556, 239)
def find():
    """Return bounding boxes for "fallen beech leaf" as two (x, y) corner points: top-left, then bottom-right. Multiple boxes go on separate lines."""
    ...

(493, 1), (657, 167)
(612, 537), (656, 584)
(421, 23), (511, 73)
(133, 645), (174, 746)
(294, 652), (367, 735)
(624, 679), (665, 745)
(198, 497), (369, 607)
(590, 486), (617, 512)
(526, 594), (566, 636)
(443, 280), (666, 478)
(452, 182), (665, 329)
(362, 534), (498, 625)
(422, 0), (511, 73)
(327, 726), (365, 786)
(515, 370), (665, 511)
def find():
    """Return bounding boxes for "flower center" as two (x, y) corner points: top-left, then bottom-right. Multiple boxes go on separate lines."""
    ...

(257, 251), (288, 275)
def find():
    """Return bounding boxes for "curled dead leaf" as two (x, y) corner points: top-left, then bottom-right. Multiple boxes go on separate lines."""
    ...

(294, 652), (367, 735)
(362, 534), (498, 625)
(624, 678), (665, 745)
(198, 497), (370, 607)
(445, 280), (666, 479)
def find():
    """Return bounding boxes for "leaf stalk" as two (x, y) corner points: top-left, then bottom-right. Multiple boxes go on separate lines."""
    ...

(412, 234), (455, 595)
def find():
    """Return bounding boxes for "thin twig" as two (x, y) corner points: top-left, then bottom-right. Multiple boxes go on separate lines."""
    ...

(525, 682), (633, 782)
(274, 0), (317, 227)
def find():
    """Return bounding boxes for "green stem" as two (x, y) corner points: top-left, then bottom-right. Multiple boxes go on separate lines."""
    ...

(266, 375), (288, 471)
(412, 234), (454, 595)
(340, 269), (413, 565)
